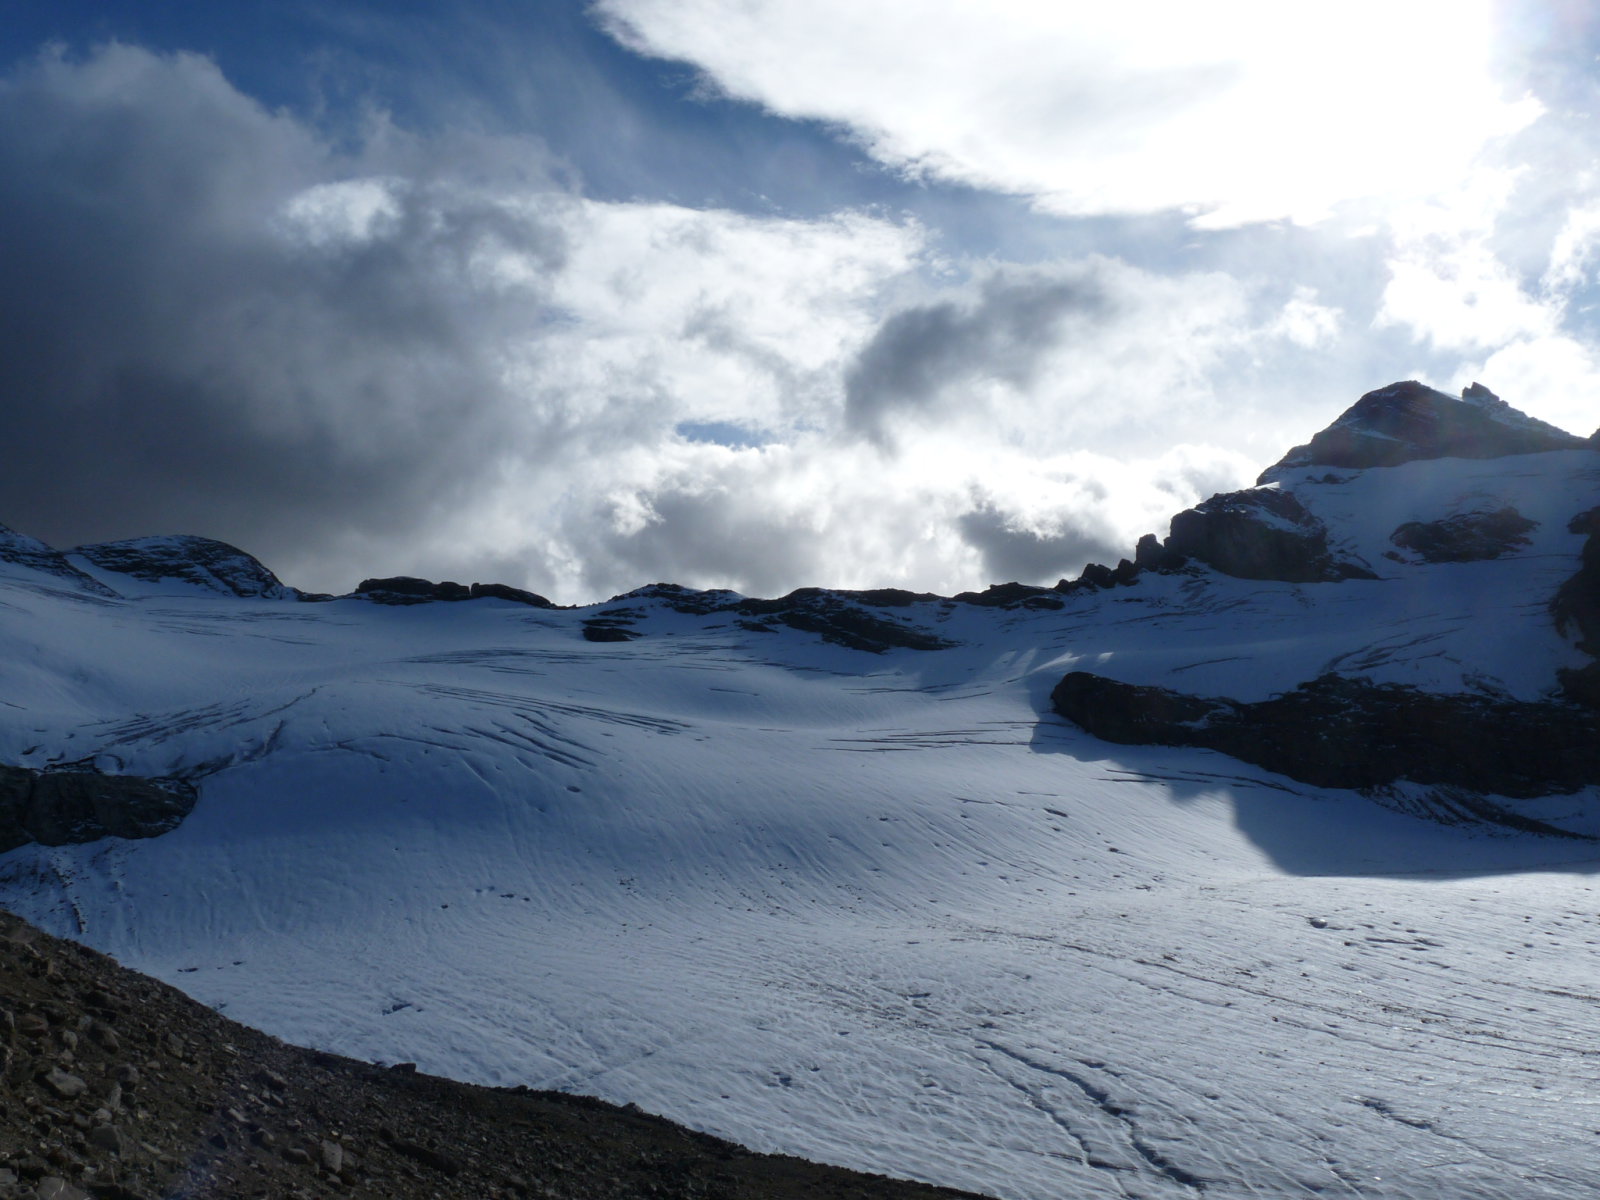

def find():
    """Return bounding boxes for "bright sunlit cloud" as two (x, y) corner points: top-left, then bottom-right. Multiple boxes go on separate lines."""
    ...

(596, 0), (1541, 227)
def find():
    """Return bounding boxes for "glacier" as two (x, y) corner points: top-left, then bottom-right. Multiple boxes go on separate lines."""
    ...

(1, 386), (1598, 1199)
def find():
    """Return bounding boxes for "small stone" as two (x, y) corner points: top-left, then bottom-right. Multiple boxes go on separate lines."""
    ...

(250, 1128), (276, 1149)
(112, 1065), (139, 1087)
(35, 1178), (90, 1200)
(17, 1013), (48, 1038)
(1308, 916), (1329, 929)
(88, 1024), (119, 1054)
(58, 1031), (77, 1052)
(320, 1140), (343, 1174)
(87, 1124), (122, 1155)
(282, 1147), (311, 1166)
(104, 1084), (122, 1112)
(257, 1069), (288, 1092)
(164, 1034), (185, 1060)
(41, 1067), (88, 1100)
(225, 1107), (247, 1124)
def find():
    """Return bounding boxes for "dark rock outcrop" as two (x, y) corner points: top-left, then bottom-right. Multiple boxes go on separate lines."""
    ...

(601, 585), (957, 651)
(0, 524), (116, 596)
(582, 618), (643, 642)
(356, 576), (470, 604)
(0, 765), (197, 853)
(1554, 507), (1600, 706)
(1163, 488), (1376, 583)
(952, 581), (1065, 610)
(468, 581), (555, 607)
(1134, 533), (1186, 572)
(73, 536), (296, 599)
(610, 583), (748, 615)
(355, 577), (554, 607)
(1259, 380), (1587, 482)
(1389, 507), (1537, 562)
(1051, 671), (1600, 810)
(731, 590), (956, 653)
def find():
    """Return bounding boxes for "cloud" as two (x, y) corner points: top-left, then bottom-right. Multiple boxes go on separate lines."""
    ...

(956, 502), (1120, 585)
(0, 44), (922, 597)
(0, 44), (570, 568)
(845, 268), (1111, 438)
(595, 0), (1540, 227)
(843, 258), (1263, 457)
(0, 42), (1385, 604)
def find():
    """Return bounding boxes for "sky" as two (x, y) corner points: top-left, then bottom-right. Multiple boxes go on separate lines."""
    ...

(2, 0), (1599, 602)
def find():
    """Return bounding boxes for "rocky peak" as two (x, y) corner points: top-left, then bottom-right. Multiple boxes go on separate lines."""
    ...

(0, 523), (117, 596)
(71, 536), (295, 599)
(1258, 380), (1588, 482)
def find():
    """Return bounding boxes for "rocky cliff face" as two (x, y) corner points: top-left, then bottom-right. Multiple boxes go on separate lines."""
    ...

(1051, 672), (1600, 820)
(0, 765), (196, 854)
(1162, 488), (1376, 582)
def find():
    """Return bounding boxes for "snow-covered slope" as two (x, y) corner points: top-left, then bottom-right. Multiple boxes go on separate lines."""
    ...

(2, 385), (1598, 1199)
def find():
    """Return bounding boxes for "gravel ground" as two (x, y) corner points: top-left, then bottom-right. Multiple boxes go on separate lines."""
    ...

(0, 909), (990, 1200)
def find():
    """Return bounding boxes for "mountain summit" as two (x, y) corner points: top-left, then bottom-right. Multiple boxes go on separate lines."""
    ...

(1258, 379), (1588, 482)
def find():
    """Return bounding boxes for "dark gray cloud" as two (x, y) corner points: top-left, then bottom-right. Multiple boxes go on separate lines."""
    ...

(843, 268), (1111, 439)
(0, 45), (566, 578)
(956, 501), (1121, 586)
(582, 486), (828, 599)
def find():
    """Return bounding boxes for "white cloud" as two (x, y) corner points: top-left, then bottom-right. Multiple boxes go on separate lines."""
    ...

(595, 0), (1540, 227)
(1372, 156), (1600, 436)
(0, 42), (1398, 604)
(1543, 191), (1600, 297)
(1271, 287), (1341, 350)
(1454, 337), (1600, 437)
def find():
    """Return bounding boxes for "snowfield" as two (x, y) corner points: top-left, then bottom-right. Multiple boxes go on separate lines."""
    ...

(2, 444), (1600, 1199)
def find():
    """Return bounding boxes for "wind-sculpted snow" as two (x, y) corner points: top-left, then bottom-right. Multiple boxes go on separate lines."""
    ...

(0, 394), (1598, 1198)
